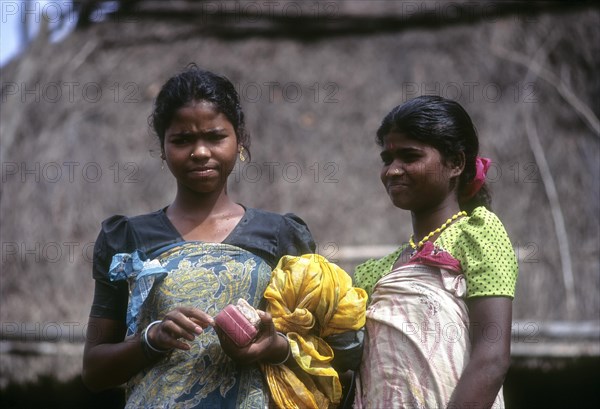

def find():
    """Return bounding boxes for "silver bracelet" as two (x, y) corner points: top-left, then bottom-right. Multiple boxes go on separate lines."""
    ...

(141, 320), (170, 357)
(268, 332), (291, 366)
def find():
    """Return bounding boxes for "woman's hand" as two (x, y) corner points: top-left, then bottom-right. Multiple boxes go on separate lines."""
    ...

(215, 310), (289, 365)
(82, 306), (214, 392)
(147, 306), (215, 351)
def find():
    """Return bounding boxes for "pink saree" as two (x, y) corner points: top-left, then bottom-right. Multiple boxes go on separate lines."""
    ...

(355, 243), (504, 408)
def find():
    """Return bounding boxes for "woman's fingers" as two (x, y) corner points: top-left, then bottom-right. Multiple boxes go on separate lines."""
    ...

(152, 306), (284, 363)
(147, 320), (189, 351)
(215, 326), (252, 363)
(172, 307), (214, 335)
(256, 310), (277, 342)
(179, 306), (215, 327)
(161, 318), (197, 341)
(257, 309), (271, 323)
(223, 309), (282, 364)
(148, 307), (215, 350)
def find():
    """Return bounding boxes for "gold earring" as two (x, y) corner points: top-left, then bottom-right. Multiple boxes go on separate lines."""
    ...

(239, 147), (246, 162)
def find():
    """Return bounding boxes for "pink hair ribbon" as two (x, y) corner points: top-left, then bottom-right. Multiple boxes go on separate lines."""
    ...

(465, 156), (491, 199)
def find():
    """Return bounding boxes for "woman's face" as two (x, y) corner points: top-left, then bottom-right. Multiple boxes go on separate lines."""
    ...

(380, 131), (461, 213)
(163, 100), (239, 195)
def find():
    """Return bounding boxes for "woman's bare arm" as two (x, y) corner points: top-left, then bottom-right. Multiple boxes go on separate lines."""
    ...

(447, 296), (513, 409)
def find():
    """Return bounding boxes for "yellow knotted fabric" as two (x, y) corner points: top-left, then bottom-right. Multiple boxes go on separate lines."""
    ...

(261, 254), (368, 408)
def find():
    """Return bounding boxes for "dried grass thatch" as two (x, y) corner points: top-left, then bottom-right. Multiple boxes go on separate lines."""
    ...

(1, 2), (599, 387)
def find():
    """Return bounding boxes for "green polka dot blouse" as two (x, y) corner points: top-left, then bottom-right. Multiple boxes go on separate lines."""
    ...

(354, 206), (518, 300)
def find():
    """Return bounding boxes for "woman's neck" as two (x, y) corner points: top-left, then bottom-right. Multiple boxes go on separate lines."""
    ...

(166, 184), (245, 243)
(411, 201), (462, 243)
(169, 184), (236, 221)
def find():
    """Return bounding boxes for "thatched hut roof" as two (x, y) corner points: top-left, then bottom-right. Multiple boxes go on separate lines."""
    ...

(1, 0), (599, 387)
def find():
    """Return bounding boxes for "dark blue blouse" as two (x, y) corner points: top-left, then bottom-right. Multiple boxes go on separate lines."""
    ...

(90, 207), (315, 321)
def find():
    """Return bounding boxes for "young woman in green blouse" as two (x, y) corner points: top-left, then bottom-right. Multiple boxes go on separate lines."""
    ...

(354, 95), (518, 409)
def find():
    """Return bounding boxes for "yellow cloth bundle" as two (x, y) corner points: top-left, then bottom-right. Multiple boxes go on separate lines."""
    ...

(261, 254), (368, 408)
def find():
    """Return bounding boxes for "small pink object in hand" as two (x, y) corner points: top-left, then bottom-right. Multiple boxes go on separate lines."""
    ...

(215, 299), (261, 347)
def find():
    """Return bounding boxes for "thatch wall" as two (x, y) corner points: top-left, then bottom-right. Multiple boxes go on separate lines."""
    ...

(1, 1), (599, 390)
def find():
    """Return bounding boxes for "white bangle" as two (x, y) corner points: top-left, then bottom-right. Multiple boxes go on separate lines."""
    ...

(142, 320), (170, 355)
(268, 332), (291, 366)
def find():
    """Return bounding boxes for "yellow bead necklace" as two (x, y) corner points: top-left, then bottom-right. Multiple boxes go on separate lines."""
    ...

(409, 210), (467, 250)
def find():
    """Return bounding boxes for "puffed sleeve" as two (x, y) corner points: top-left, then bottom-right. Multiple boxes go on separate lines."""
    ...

(89, 215), (132, 321)
(353, 248), (403, 301)
(276, 213), (316, 258)
(446, 207), (518, 298)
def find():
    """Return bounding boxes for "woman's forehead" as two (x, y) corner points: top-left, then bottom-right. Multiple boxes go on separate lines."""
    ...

(382, 132), (428, 149)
